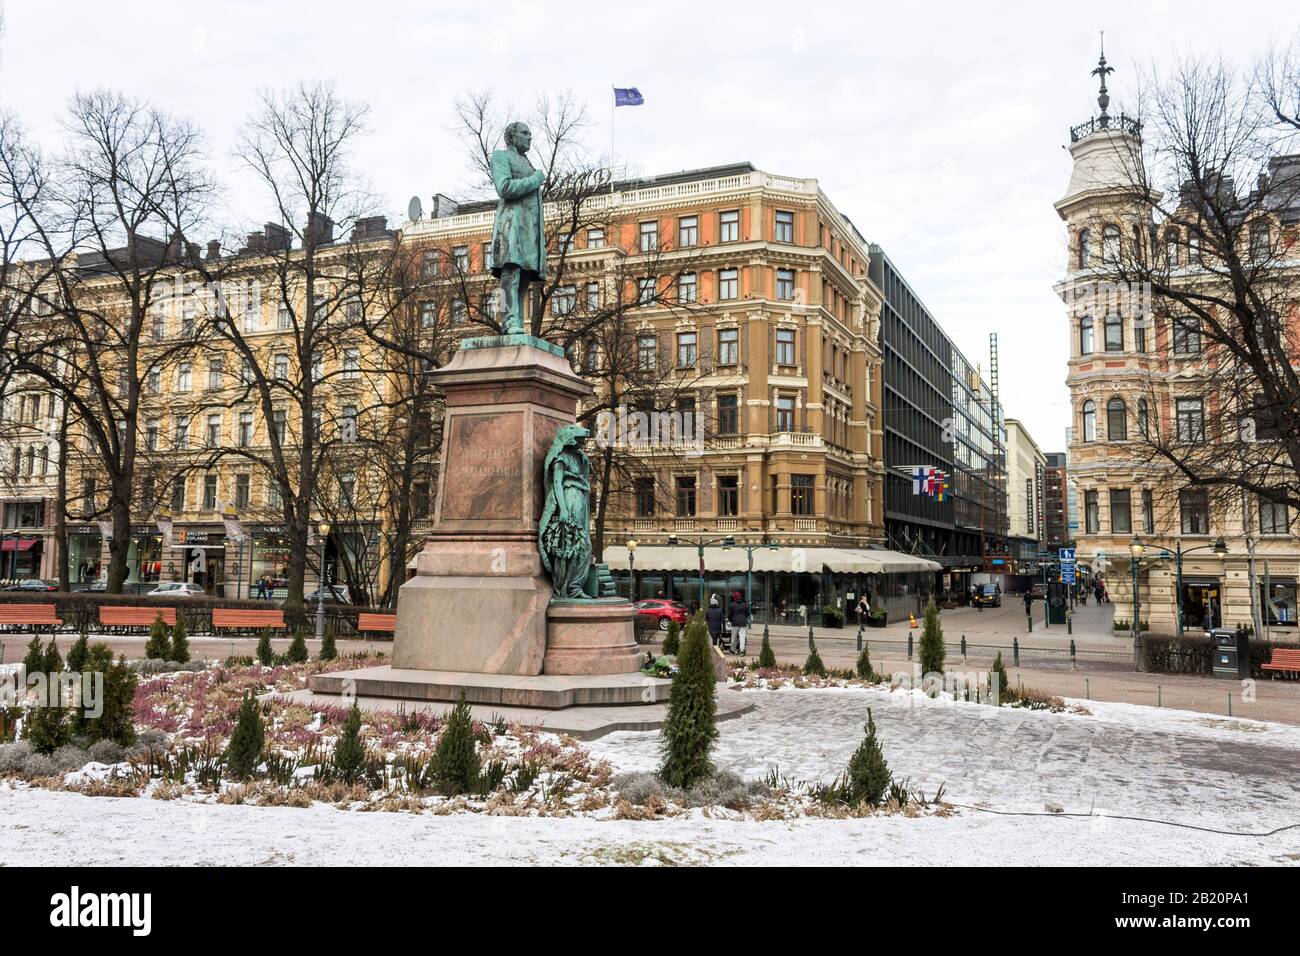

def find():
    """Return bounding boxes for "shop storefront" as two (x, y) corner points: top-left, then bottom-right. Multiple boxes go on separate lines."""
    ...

(172, 528), (226, 595)
(250, 528), (292, 599)
(66, 528), (103, 586)
(1, 534), (43, 582)
(1180, 577), (1222, 630)
(126, 528), (164, 588)
(1261, 576), (1297, 629)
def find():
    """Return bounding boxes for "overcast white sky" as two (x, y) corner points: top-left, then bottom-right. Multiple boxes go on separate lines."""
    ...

(1, 0), (1294, 449)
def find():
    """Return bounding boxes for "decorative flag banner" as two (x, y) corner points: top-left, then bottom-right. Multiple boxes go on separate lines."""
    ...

(614, 87), (644, 107)
(910, 466), (949, 501)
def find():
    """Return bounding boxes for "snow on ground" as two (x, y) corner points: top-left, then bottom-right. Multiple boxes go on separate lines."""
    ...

(2, 686), (1299, 866)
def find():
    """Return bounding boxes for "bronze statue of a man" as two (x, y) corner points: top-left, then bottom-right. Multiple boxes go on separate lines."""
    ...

(490, 122), (547, 335)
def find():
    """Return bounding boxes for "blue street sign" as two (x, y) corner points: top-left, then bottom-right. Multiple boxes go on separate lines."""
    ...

(1059, 548), (1076, 562)
(1062, 568), (1076, 583)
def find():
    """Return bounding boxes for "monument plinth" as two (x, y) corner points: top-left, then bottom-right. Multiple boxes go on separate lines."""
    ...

(391, 342), (591, 675)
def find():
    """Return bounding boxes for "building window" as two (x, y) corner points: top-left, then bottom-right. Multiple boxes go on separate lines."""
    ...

(776, 395), (795, 432)
(675, 476), (696, 517)
(341, 348), (360, 379)
(203, 474), (218, 511)
(177, 362), (192, 392)
(234, 473), (250, 509)
(719, 209), (739, 243)
(1110, 489), (1132, 533)
(311, 351), (323, 381)
(238, 412), (253, 447)
(1077, 228), (1091, 269)
(678, 215), (697, 248)
(636, 277), (656, 306)
(1102, 224), (1120, 264)
(1250, 220), (1270, 260)
(1079, 316), (1094, 354)
(1134, 321), (1147, 353)
(676, 331), (697, 368)
(1261, 496), (1290, 535)
(421, 250), (440, 278)
(718, 268), (738, 301)
(1107, 397), (1127, 440)
(412, 481), (431, 520)
(775, 269), (795, 301)
(1142, 488), (1155, 533)
(272, 410), (287, 444)
(586, 227), (605, 249)
(718, 475), (739, 516)
(774, 210), (794, 244)
(420, 301), (438, 328)
(452, 245), (469, 272)
(1172, 317), (1202, 355)
(170, 477), (185, 512)
(1084, 490), (1099, 534)
(205, 413), (221, 448)
(277, 300), (291, 330)
(1175, 397), (1205, 444)
(775, 328), (796, 366)
(173, 419), (189, 450)
(1104, 314), (1123, 351)
(1137, 398), (1149, 439)
(634, 477), (655, 517)
(1081, 400), (1096, 442)
(338, 474), (355, 507)
(677, 272), (697, 303)
(1180, 488), (1209, 534)
(1263, 580), (1298, 626)
(482, 242), (493, 272)
(145, 419), (160, 452)
(340, 405), (357, 443)
(147, 367), (161, 394)
(717, 393), (738, 434)
(551, 285), (577, 316)
(267, 479), (282, 510)
(717, 327), (738, 366)
(791, 474), (814, 516)
(585, 282), (600, 310)
(273, 354), (289, 380)
(637, 335), (657, 371)
(639, 220), (658, 253)
(1164, 228), (1180, 267)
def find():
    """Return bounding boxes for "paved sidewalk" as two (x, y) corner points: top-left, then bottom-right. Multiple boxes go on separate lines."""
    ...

(0, 633), (386, 664)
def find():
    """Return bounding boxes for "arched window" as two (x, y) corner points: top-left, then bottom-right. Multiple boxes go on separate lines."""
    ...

(1077, 228), (1091, 269)
(1136, 398), (1149, 439)
(1102, 224), (1121, 264)
(24, 446), (36, 476)
(1079, 316), (1094, 354)
(1082, 400), (1097, 442)
(1165, 227), (1180, 267)
(1104, 313), (1123, 351)
(1107, 398), (1128, 440)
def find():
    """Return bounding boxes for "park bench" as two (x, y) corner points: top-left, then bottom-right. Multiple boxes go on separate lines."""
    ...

(356, 612), (397, 636)
(211, 608), (286, 633)
(0, 604), (63, 631)
(1261, 648), (1300, 678)
(99, 605), (176, 630)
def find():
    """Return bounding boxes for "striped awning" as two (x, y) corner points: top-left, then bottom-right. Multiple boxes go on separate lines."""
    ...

(601, 545), (939, 574)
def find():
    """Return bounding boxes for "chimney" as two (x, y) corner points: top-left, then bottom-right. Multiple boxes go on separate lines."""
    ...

(242, 231), (266, 255)
(430, 194), (459, 219)
(306, 212), (335, 246)
(264, 222), (291, 251)
(206, 240), (221, 260)
(351, 216), (389, 241)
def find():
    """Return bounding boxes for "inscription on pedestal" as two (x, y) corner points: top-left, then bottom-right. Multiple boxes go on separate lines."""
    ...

(442, 412), (524, 521)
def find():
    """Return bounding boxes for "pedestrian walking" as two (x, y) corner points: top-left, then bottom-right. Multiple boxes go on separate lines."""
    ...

(1023, 589), (1033, 615)
(727, 591), (750, 654)
(705, 594), (725, 647)
(856, 594), (870, 624)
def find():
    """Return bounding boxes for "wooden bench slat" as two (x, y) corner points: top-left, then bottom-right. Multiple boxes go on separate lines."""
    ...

(357, 613), (397, 632)
(1261, 649), (1300, 674)
(100, 606), (177, 626)
(212, 608), (286, 629)
(0, 604), (62, 624)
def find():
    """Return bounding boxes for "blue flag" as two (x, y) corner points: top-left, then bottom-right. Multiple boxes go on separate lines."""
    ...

(614, 87), (644, 107)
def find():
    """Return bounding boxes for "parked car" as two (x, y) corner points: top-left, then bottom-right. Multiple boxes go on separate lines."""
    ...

(1028, 583), (1044, 600)
(3, 578), (58, 592)
(972, 584), (1002, 608)
(146, 581), (205, 598)
(633, 598), (691, 631)
(86, 580), (108, 592)
(304, 585), (352, 605)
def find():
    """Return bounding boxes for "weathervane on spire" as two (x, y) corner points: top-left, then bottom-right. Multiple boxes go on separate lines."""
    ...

(1092, 31), (1114, 126)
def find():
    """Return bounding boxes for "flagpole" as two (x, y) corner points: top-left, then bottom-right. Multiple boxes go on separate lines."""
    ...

(610, 85), (616, 196)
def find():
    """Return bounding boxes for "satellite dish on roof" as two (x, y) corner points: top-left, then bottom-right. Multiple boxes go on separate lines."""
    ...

(407, 195), (423, 222)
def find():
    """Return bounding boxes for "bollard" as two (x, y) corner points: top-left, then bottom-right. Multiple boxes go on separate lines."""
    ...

(1013, 637), (1020, 667)
(908, 631), (914, 660)
(1228, 694), (1232, 717)
(1027, 614), (1032, 633)
(960, 635), (967, 662)
(856, 624), (863, 652)
(1085, 677), (1090, 700)
(763, 622), (770, 641)
(1070, 639), (1076, 671)
(0, 642), (4, 664)
(1067, 613), (1073, 635)
(1158, 685), (1162, 708)
(808, 625), (815, 650)
(1017, 673), (1023, 690)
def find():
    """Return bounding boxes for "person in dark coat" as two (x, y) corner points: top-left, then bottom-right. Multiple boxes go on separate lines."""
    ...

(1023, 589), (1033, 615)
(705, 594), (725, 646)
(727, 591), (750, 654)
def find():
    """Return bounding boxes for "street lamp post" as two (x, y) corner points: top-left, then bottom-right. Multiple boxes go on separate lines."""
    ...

(1130, 536), (1145, 670)
(626, 538), (637, 601)
(1174, 536), (1228, 635)
(315, 521), (331, 644)
(741, 542), (781, 617)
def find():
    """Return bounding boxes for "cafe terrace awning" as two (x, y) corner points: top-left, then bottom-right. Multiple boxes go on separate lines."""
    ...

(600, 545), (939, 575)
(0, 537), (38, 552)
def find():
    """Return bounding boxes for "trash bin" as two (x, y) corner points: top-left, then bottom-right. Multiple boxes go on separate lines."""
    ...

(1210, 626), (1249, 679)
(1047, 582), (1068, 624)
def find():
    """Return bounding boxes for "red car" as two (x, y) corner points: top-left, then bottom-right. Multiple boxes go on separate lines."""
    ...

(633, 599), (690, 630)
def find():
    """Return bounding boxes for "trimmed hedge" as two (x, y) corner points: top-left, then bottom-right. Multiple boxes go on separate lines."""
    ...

(1143, 633), (1300, 678)
(0, 590), (388, 637)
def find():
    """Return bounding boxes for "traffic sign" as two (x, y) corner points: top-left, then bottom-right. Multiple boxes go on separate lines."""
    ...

(1059, 548), (1076, 562)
